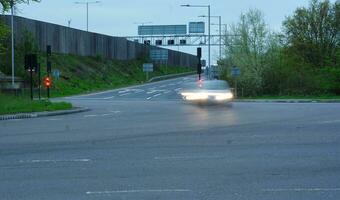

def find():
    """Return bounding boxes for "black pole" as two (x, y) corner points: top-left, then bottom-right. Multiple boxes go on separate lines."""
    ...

(30, 68), (33, 100)
(38, 63), (41, 100)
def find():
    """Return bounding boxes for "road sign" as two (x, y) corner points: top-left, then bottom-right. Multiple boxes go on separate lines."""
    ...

(231, 66), (241, 77)
(138, 25), (187, 35)
(143, 63), (154, 72)
(52, 69), (60, 79)
(150, 49), (168, 61)
(189, 22), (205, 34)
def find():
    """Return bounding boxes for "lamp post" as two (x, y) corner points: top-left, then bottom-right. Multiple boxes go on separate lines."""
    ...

(199, 15), (221, 61)
(10, 0), (15, 87)
(181, 4), (211, 79)
(75, 1), (100, 32)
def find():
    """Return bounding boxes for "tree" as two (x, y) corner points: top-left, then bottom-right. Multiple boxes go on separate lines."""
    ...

(223, 9), (273, 95)
(0, 0), (40, 12)
(283, 0), (339, 68)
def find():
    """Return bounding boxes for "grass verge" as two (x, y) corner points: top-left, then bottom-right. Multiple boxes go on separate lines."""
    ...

(0, 93), (72, 115)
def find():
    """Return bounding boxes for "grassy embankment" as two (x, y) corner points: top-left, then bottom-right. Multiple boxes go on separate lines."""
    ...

(0, 53), (194, 115)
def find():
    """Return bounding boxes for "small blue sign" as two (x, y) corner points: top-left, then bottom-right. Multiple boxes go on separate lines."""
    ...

(231, 66), (241, 77)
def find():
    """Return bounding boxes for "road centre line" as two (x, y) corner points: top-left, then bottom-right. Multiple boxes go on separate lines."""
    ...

(86, 189), (191, 195)
(19, 159), (91, 163)
(84, 114), (97, 117)
(119, 93), (131, 96)
(262, 188), (340, 192)
(152, 93), (162, 97)
(47, 118), (63, 121)
(154, 155), (225, 160)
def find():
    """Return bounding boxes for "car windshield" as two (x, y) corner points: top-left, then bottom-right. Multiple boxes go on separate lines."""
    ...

(184, 80), (230, 90)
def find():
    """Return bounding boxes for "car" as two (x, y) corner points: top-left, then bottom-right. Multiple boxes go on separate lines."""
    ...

(180, 79), (234, 104)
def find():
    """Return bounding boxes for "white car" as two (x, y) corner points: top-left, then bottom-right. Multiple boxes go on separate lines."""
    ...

(180, 80), (233, 104)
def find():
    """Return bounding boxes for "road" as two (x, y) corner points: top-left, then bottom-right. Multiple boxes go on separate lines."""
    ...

(1, 75), (340, 200)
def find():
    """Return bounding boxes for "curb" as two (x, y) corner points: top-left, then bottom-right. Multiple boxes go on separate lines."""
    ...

(147, 72), (196, 83)
(0, 107), (90, 121)
(234, 99), (340, 103)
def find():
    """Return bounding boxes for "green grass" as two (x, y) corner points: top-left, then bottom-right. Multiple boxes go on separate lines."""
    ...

(0, 93), (72, 115)
(42, 54), (194, 97)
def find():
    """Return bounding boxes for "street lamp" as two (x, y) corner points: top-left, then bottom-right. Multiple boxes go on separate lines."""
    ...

(181, 4), (211, 79)
(10, 0), (14, 87)
(74, 1), (100, 32)
(199, 15), (222, 61)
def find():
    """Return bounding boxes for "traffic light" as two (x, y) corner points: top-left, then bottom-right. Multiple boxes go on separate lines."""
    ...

(44, 76), (52, 88)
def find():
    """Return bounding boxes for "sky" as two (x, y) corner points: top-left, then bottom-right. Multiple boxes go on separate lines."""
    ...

(6, 0), (337, 63)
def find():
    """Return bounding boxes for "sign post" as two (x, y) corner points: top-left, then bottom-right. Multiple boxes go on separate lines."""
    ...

(231, 66), (241, 98)
(143, 63), (154, 81)
(24, 54), (37, 100)
(46, 45), (52, 98)
(197, 47), (202, 80)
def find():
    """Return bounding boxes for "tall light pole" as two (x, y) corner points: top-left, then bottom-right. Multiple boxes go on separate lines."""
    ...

(181, 4), (211, 79)
(199, 15), (222, 61)
(75, 1), (100, 32)
(10, 0), (15, 87)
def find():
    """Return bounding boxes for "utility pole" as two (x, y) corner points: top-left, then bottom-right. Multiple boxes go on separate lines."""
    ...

(75, 1), (100, 32)
(10, 0), (15, 87)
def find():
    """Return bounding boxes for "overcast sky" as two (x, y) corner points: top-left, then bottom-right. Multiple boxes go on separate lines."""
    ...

(7, 0), (337, 63)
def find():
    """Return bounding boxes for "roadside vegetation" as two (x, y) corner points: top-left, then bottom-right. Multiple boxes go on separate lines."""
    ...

(221, 0), (340, 98)
(0, 92), (72, 115)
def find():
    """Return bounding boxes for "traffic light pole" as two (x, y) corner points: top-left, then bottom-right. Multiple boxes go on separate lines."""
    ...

(38, 63), (41, 100)
(46, 45), (51, 98)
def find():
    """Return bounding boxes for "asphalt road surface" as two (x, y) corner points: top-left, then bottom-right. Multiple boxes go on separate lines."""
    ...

(1, 76), (340, 200)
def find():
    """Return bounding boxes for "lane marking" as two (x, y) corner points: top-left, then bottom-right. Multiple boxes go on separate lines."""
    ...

(102, 96), (115, 100)
(84, 114), (97, 118)
(174, 87), (182, 91)
(154, 155), (225, 160)
(86, 189), (191, 195)
(19, 159), (91, 163)
(109, 110), (121, 114)
(152, 93), (162, 98)
(262, 188), (340, 192)
(119, 93), (131, 97)
(318, 120), (340, 124)
(101, 113), (115, 116)
(147, 97), (152, 100)
(47, 118), (63, 121)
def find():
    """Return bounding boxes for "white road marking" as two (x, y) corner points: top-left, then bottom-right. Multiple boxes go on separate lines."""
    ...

(154, 155), (225, 160)
(318, 120), (340, 124)
(102, 96), (115, 100)
(152, 93), (162, 97)
(168, 83), (176, 86)
(101, 113), (114, 116)
(163, 91), (171, 94)
(47, 118), (63, 121)
(262, 188), (340, 192)
(147, 97), (153, 100)
(84, 114), (97, 118)
(174, 88), (182, 91)
(109, 110), (121, 114)
(19, 159), (91, 163)
(86, 189), (191, 195)
(119, 93), (131, 96)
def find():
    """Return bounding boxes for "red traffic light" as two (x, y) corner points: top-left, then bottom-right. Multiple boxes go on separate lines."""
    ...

(44, 76), (52, 88)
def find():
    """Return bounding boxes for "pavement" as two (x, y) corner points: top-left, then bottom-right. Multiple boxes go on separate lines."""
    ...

(1, 75), (340, 200)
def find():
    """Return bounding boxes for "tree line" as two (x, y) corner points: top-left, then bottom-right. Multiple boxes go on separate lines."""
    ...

(221, 0), (340, 97)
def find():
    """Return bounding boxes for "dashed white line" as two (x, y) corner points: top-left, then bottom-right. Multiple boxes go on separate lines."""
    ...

(147, 97), (153, 100)
(152, 93), (162, 97)
(84, 114), (97, 118)
(47, 118), (63, 121)
(154, 155), (225, 160)
(19, 159), (91, 163)
(262, 188), (340, 192)
(119, 93), (131, 96)
(86, 189), (191, 195)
